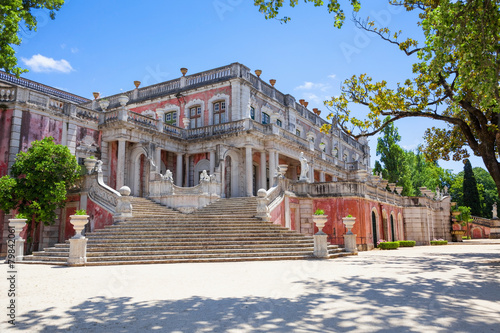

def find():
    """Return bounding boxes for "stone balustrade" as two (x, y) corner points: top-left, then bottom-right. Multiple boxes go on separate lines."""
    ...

(148, 171), (220, 213)
(0, 87), (16, 101)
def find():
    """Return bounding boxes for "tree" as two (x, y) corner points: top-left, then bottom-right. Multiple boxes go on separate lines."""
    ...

(0, 137), (79, 249)
(462, 159), (482, 216)
(255, 1), (500, 199)
(0, 0), (65, 75)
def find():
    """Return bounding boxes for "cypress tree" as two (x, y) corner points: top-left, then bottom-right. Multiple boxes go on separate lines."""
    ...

(462, 159), (482, 216)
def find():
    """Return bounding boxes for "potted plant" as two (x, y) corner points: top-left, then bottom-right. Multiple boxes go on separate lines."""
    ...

(69, 209), (89, 239)
(312, 209), (327, 233)
(9, 213), (28, 240)
(342, 214), (356, 235)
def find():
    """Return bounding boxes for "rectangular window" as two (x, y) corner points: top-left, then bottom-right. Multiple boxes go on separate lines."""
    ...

(213, 101), (226, 125)
(262, 112), (270, 125)
(190, 106), (202, 128)
(165, 111), (177, 125)
(296, 129), (301, 136)
(276, 119), (282, 127)
(250, 106), (255, 120)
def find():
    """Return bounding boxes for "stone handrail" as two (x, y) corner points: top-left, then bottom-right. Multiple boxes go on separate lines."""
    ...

(86, 161), (132, 218)
(256, 177), (289, 221)
(127, 111), (158, 131)
(186, 119), (247, 139)
(0, 71), (90, 104)
(471, 216), (495, 228)
(0, 87), (16, 101)
(148, 171), (220, 213)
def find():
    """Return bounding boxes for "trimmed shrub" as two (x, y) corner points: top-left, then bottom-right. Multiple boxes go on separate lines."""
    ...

(379, 241), (400, 250)
(397, 240), (416, 247)
(430, 240), (448, 245)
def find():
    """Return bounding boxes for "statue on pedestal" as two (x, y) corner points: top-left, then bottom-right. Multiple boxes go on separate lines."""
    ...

(299, 152), (309, 181)
(493, 202), (498, 219)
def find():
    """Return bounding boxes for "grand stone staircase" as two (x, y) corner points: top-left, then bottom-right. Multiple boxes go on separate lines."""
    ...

(21, 197), (353, 266)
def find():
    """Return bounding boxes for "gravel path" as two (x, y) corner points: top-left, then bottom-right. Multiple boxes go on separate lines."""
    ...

(1, 243), (499, 332)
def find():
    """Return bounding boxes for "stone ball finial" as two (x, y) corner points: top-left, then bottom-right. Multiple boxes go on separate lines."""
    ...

(257, 189), (267, 198)
(118, 186), (131, 196)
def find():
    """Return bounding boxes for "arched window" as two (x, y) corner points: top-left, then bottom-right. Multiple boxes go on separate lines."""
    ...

(262, 112), (270, 125)
(189, 105), (202, 128)
(164, 111), (177, 125)
(213, 101), (226, 125)
(276, 119), (282, 127)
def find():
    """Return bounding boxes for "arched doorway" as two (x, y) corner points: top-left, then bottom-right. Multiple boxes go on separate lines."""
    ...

(390, 214), (396, 241)
(225, 155), (232, 198)
(372, 211), (378, 247)
(382, 210), (388, 240)
(194, 159), (210, 185)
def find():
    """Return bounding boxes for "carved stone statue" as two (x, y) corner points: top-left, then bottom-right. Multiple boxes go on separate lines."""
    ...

(95, 160), (103, 173)
(493, 202), (498, 219)
(299, 152), (309, 181)
(162, 169), (173, 182)
(200, 170), (210, 182)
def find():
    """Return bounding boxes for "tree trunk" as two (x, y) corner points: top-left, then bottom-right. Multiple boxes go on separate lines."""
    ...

(481, 151), (500, 200)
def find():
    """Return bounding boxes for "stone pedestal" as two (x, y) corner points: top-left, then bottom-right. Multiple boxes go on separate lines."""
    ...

(314, 233), (329, 258)
(68, 238), (88, 266)
(9, 218), (27, 261)
(489, 220), (500, 239)
(344, 234), (358, 253)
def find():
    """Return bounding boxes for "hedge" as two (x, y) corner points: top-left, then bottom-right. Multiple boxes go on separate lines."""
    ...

(430, 240), (448, 245)
(378, 241), (400, 250)
(397, 240), (416, 247)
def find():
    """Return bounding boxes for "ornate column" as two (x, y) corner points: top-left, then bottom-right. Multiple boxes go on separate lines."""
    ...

(176, 153), (183, 186)
(245, 145), (253, 196)
(269, 149), (276, 187)
(155, 147), (162, 174)
(260, 151), (267, 190)
(184, 154), (190, 187)
(116, 139), (126, 190)
(209, 150), (215, 174)
(320, 171), (326, 182)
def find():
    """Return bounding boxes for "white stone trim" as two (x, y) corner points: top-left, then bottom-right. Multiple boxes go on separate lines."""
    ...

(158, 104), (180, 127)
(185, 98), (205, 127)
(208, 93), (230, 125)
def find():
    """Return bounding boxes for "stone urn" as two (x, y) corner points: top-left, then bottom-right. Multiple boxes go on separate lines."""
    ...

(84, 158), (97, 174)
(312, 214), (328, 234)
(118, 95), (129, 107)
(99, 99), (110, 111)
(277, 164), (288, 178)
(9, 218), (27, 240)
(69, 215), (89, 239)
(342, 216), (356, 235)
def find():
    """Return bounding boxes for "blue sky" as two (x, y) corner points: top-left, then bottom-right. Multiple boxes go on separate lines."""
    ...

(14, 0), (485, 174)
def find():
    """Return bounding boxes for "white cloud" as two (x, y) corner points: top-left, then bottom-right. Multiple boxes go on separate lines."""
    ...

(295, 81), (327, 90)
(328, 74), (336, 79)
(71, 47), (79, 54)
(21, 54), (74, 73)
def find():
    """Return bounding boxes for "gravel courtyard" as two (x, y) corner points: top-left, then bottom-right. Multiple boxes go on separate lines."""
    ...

(1, 242), (500, 332)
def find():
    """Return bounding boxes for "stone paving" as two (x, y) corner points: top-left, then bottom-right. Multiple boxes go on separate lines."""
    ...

(1, 242), (499, 332)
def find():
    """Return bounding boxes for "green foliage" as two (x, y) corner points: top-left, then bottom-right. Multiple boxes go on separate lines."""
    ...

(378, 241), (400, 250)
(253, 0), (360, 28)
(430, 240), (448, 246)
(0, 0), (65, 75)
(0, 137), (79, 226)
(75, 209), (87, 216)
(346, 214), (353, 218)
(457, 206), (472, 223)
(14, 213), (27, 219)
(463, 160), (482, 216)
(314, 209), (325, 215)
(397, 240), (416, 247)
(374, 121), (453, 196)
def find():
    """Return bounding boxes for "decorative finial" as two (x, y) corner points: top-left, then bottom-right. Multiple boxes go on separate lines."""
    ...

(255, 69), (262, 77)
(269, 79), (276, 87)
(180, 68), (188, 76)
(92, 92), (100, 100)
(134, 81), (141, 89)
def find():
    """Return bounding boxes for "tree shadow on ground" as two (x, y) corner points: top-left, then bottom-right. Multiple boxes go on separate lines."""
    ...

(16, 252), (500, 332)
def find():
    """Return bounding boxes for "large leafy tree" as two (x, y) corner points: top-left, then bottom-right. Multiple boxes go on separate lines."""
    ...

(462, 159), (482, 216)
(0, 0), (65, 75)
(255, 0), (500, 198)
(0, 137), (79, 230)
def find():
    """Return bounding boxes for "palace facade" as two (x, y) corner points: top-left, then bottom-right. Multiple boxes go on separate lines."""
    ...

(0, 63), (453, 257)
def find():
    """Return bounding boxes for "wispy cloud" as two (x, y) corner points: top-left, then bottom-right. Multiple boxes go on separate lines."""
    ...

(328, 74), (336, 79)
(295, 81), (332, 92)
(71, 47), (79, 54)
(22, 54), (74, 73)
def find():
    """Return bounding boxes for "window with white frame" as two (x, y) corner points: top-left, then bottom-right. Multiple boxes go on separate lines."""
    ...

(213, 101), (226, 125)
(190, 106), (202, 128)
(262, 112), (270, 125)
(164, 111), (177, 125)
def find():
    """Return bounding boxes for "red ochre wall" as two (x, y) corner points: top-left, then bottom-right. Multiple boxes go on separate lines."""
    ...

(130, 86), (232, 127)
(269, 196), (404, 248)
(87, 199), (114, 231)
(20, 111), (63, 151)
